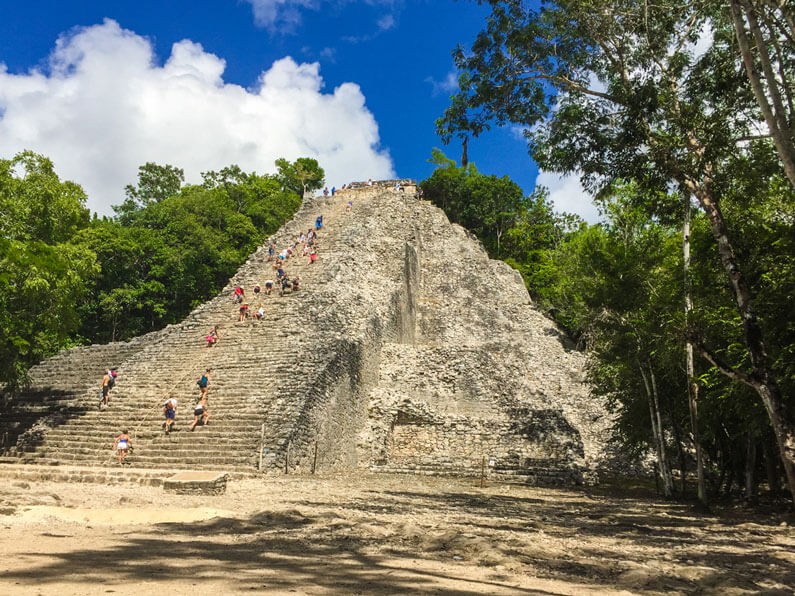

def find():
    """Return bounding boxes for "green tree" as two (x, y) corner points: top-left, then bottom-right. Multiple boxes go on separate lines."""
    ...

(115, 162), (185, 222)
(275, 157), (325, 195)
(421, 149), (524, 257)
(0, 152), (97, 390)
(438, 0), (795, 502)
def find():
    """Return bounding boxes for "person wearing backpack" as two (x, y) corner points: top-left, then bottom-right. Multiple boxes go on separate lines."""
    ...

(197, 369), (211, 400)
(107, 368), (117, 392)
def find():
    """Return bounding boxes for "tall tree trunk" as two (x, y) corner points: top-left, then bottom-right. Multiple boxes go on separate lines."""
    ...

(730, 0), (795, 187)
(763, 434), (780, 496)
(683, 197), (708, 506)
(745, 433), (759, 504)
(670, 407), (688, 496)
(686, 175), (795, 505)
(639, 362), (674, 497)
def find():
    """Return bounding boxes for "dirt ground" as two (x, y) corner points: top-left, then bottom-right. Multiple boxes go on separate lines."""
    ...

(0, 473), (793, 595)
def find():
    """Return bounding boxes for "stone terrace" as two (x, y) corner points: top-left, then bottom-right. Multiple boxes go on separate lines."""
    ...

(0, 182), (610, 484)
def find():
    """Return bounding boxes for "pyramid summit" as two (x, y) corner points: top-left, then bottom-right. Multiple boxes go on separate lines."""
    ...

(1, 180), (611, 484)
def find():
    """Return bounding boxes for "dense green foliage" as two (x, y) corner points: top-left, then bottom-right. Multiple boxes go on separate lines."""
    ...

(0, 153), (311, 389)
(420, 149), (582, 301)
(433, 0), (795, 500)
(0, 152), (97, 390)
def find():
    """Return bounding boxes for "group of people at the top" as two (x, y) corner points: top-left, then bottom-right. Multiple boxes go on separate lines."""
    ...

(321, 177), (376, 198)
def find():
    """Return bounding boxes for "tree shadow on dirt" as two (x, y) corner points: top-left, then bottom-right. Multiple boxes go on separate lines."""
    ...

(292, 487), (795, 591)
(0, 509), (561, 595)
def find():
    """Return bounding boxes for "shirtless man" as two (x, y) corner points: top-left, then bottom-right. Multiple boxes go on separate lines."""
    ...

(99, 371), (111, 408)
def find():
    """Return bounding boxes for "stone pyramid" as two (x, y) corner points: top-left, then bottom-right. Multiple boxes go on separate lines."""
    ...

(1, 181), (611, 483)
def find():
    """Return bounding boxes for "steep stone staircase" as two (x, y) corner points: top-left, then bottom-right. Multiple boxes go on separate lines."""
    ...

(1, 191), (357, 474)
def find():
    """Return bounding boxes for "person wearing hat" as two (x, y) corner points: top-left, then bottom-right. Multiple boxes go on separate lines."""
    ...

(253, 283), (261, 297)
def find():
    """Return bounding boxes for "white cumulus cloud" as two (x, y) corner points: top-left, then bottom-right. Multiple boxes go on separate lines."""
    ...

(0, 19), (394, 214)
(535, 171), (601, 224)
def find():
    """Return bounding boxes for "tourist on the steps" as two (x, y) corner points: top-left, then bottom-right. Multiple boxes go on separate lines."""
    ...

(315, 215), (323, 230)
(238, 302), (249, 321)
(276, 267), (286, 282)
(197, 369), (211, 400)
(163, 396), (178, 434)
(323, 187), (329, 196)
(114, 430), (132, 464)
(346, 200), (352, 213)
(309, 249), (317, 264)
(367, 178), (373, 186)
(253, 283), (261, 297)
(280, 275), (291, 296)
(99, 371), (111, 407)
(302, 243), (310, 257)
(189, 397), (210, 431)
(253, 303), (265, 320)
(233, 285), (245, 303)
(279, 248), (288, 261)
(268, 243), (275, 261)
(291, 277), (300, 292)
(395, 181), (401, 191)
(331, 186), (336, 196)
(206, 326), (219, 347)
(264, 280), (273, 295)
(107, 368), (117, 393)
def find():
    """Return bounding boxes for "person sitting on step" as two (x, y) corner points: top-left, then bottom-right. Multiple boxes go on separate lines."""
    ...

(264, 280), (273, 295)
(253, 283), (261, 297)
(114, 430), (132, 465)
(232, 285), (245, 304)
(163, 396), (177, 434)
(253, 303), (265, 320)
(189, 397), (210, 431)
(291, 276), (300, 292)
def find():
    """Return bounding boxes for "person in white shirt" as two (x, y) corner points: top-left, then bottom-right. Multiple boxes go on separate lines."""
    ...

(163, 395), (178, 434)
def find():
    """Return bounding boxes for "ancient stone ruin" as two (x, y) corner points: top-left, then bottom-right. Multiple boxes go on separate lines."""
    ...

(0, 181), (611, 484)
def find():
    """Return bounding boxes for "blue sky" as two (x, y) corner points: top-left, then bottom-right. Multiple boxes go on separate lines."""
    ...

(0, 0), (596, 219)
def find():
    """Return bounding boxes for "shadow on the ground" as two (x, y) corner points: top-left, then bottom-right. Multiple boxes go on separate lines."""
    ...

(290, 488), (795, 591)
(2, 510), (562, 595)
